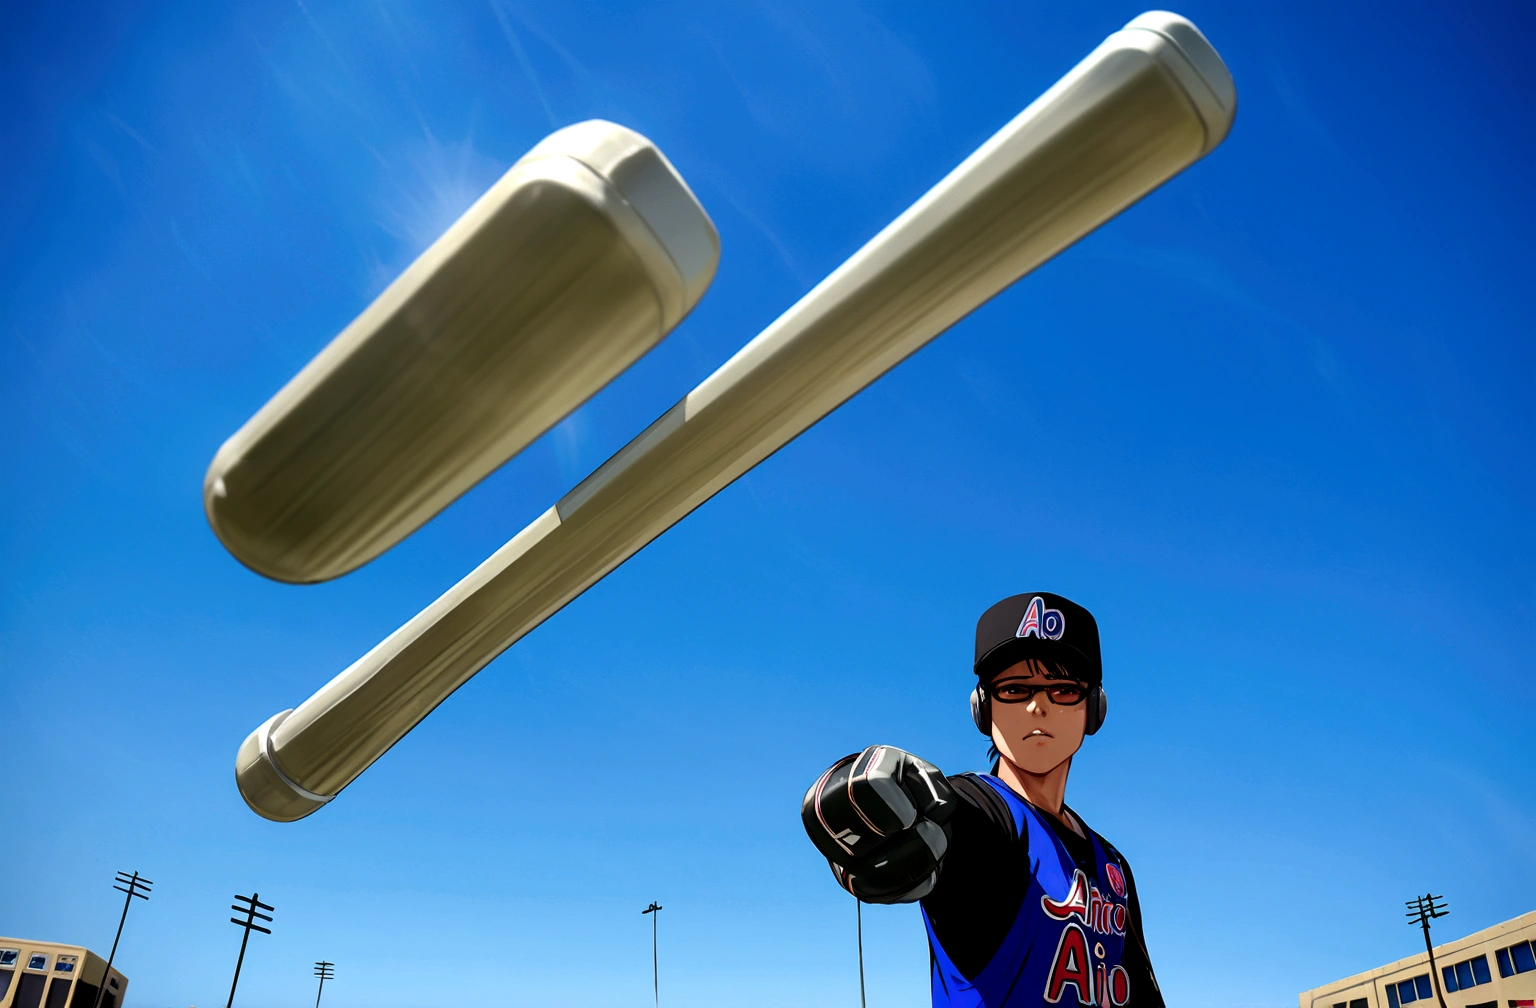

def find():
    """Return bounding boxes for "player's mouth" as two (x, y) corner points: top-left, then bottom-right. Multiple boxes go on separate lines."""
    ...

(1026, 729), (1054, 739)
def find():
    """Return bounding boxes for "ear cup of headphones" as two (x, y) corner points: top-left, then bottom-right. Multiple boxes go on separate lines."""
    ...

(969, 684), (990, 736)
(1085, 685), (1108, 735)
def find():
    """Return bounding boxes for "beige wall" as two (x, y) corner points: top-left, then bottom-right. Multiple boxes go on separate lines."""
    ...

(0, 938), (127, 1008)
(1301, 911), (1536, 1008)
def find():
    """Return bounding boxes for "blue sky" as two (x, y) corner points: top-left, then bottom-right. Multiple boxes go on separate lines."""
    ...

(2, 2), (1531, 1006)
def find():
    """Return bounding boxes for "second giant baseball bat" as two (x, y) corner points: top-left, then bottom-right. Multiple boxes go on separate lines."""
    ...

(205, 122), (718, 584)
(237, 11), (1236, 821)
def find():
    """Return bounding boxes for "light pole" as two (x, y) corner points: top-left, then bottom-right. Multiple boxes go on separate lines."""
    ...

(224, 892), (273, 1008)
(855, 897), (867, 1008)
(641, 902), (662, 1007)
(93, 871), (151, 1008)
(1405, 893), (1450, 1008)
(312, 960), (334, 1008)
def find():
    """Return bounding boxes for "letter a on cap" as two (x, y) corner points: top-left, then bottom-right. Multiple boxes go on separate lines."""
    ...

(1015, 596), (1065, 640)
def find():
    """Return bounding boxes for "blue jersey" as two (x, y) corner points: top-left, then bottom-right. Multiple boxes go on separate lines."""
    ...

(922, 775), (1138, 1008)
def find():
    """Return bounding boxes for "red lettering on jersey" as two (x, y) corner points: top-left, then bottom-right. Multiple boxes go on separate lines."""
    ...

(1042, 869), (1090, 922)
(1108, 965), (1130, 1006)
(1045, 870), (1128, 936)
(1044, 924), (1093, 1004)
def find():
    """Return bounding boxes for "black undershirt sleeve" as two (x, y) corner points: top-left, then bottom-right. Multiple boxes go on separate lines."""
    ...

(919, 775), (1026, 978)
(1114, 854), (1165, 1008)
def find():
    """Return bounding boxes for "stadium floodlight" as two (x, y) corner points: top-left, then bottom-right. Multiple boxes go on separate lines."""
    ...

(204, 120), (719, 584)
(235, 11), (1236, 821)
(642, 902), (662, 1007)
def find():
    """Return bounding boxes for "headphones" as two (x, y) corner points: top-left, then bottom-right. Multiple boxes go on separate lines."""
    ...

(970, 681), (1108, 737)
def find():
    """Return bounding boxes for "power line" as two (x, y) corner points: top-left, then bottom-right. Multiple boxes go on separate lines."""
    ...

(1405, 892), (1450, 1008)
(225, 892), (274, 1008)
(313, 960), (335, 1008)
(93, 871), (151, 1008)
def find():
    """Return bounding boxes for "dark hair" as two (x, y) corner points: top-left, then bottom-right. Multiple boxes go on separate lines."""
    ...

(984, 656), (1079, 684)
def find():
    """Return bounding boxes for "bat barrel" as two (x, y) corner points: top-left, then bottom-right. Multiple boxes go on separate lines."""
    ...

(205, 120), (719, 584)
(236, 11), (1235, 821)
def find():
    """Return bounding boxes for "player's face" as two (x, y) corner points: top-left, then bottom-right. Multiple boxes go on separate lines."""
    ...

(988, 659), (1088, 775)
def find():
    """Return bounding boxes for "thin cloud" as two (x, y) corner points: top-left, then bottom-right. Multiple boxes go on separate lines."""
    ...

(294, 0), (351, 74)
(492, 1), (557, 128)
(103, 111), (157, 154)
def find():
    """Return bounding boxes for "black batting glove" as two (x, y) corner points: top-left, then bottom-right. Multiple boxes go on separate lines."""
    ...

(801, 745), (956, 903)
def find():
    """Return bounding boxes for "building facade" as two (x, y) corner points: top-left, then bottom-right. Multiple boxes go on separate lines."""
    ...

(1301, 911), (1536, 1008)
(0, 939), (127, 1008)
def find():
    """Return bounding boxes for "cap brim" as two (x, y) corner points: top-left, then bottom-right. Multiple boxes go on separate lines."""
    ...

(975, 637), (1097, 683)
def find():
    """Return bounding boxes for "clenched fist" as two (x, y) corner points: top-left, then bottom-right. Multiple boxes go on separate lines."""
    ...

(801, 745), (956, 903)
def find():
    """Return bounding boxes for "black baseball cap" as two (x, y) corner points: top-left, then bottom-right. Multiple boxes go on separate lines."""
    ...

(974, 592), (1102, 685)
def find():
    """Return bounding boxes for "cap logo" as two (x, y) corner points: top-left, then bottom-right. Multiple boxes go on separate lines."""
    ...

(1016, 596), (1065, 640)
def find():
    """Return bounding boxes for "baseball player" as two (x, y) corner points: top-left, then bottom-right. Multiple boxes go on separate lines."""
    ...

(801, 592), (1163, 1007)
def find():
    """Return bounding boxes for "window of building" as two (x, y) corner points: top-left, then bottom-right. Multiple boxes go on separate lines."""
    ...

(52, 957), (77, 974)
(0, 968), (13, 999)
(1498, 941), (1536, 977)
(1387, 973), (1433, 1007)
(0, 949), (19, 967)
(44, 977), (73, 1008)
(1443, 954), (1492, 991)
(67, 981), (99, 1008)
(1349, 999), (1369, 1008)
(14, 971), (47, 1008)
(27, 953), (49, 971)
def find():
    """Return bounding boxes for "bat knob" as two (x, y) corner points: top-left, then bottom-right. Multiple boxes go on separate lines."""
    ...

(1119, 11), (1237, 152)
(235, 710), (333, 822)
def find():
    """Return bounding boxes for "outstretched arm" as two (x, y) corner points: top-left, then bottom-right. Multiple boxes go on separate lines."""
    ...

(801, 745), (956, 903)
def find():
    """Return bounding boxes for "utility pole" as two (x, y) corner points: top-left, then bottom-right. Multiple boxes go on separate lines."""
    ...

(312, 961), (334, 1008)
(1405, 893), (1450, 1008)
(93, 871), (151, 1008)
(224, 893), (273, 1008)
(641, 902), (662, 1008)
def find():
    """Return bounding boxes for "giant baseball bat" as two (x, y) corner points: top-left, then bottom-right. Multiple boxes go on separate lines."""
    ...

(237, 11), (1236, 821)
(205, 121), (719, 584)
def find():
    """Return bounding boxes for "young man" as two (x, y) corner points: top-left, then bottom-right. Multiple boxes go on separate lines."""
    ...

(802, 592), (1163, 1007)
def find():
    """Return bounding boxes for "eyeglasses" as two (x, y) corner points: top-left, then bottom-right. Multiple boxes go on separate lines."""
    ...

(987, 680), (1089, 706)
